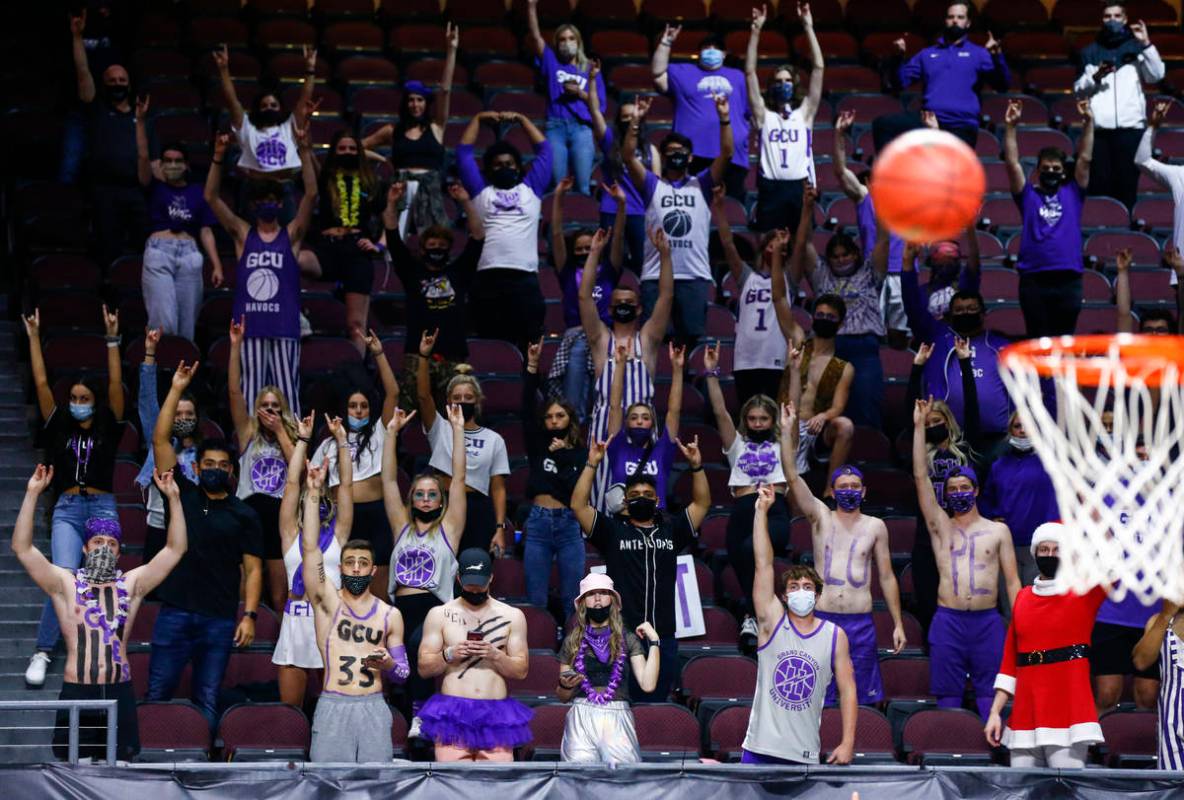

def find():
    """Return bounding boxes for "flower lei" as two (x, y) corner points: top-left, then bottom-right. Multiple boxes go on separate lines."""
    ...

(573, 630), (627, 705)
(335, 172), (362, 228)
(74, 571), (130, 666)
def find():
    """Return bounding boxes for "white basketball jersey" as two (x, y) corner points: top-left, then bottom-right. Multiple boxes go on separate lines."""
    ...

(734, 269), (789, 371)
(742, 613), (836, 763)
(474, 183), (542, 273)
(758, 107), (814, 183)
(642, 174), (713, 282)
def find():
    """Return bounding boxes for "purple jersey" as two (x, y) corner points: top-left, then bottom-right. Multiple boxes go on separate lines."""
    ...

(147, 180), (216, 238)
(537, 45), (606, 124)
(1097, 501), (1163, 627)
(856, 195), (905, 274)
(606, 428), (677, 509)
(598, 127), (648, 217)
(233, 227), (301, 339)
(559, 261), (617, 328)
(1015, 181), (1084, 275)
(665, 63), (749, 169)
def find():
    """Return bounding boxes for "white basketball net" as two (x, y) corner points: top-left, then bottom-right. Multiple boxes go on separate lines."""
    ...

(1000, 335), (1184, 605)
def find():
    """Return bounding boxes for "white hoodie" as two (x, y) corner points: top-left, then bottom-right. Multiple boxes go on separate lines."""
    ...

(1073, 45), (1164, 129)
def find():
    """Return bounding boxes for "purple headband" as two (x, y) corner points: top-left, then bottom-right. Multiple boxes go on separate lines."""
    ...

(829, 464), (864, 487)
(944, 465), (979, 488)
(403, 80), (433, 99)
(84, 517), (122, 543)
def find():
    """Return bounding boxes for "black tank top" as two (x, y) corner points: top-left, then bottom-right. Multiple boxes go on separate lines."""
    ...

(392, 125), (445, 171)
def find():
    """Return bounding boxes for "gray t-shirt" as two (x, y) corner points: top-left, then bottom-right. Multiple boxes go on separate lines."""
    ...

(559, 629), (645, 702)
(426, 413), (509, 495)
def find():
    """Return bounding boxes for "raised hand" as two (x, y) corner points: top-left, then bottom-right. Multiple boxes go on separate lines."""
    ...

(913, 396), (933, 427)
(363, 328), (384, 356)
(69, 10), (87, 37)
(306, 463), (326, 491)
(713, 93), (730, 119)
(702, 339), (720, 372)
(985, 31), (1000, 55)
(587, 58), (600, 81)
(213, 131), (231, 159)
(445, 21), (459, 50)
(296, 410), (315, 440)
(648, 226), (671, 255)
(1164, 244), (1184, 277)
(1115, 248), (1132, 273)
(669, 342), (686, 370)
(913, 341), (934, 366)
(675, 434), (702, 468)
(614, 342), (629, 364)
(660, 24), (681, 46)
(229, 315), (246, 345)
(419, 328), (439, 357)
(171, 360), (200, 391)
(587, 439), (608, 465)
(325, 413), (346, 444)
(751, 5), (767, 30)
(1151, 99), (1171, 128)
(213, 44), (230, 72)
(780, 401), (798, 431)
(388, 407), (418, 435)
(153, 468), (180, 499)
(634, 95), (653, 120)
(527, 337), (543, 370)
(591, 227), (610, 251)
(755, 483), (774, 513)
(604, 181), (627, 205)
(787, 345), (802, 369)
(772, 227), (791, 252)
(1004, 99), (1022, 127)
(27, 464), (54, 495)
(555, 175), (575, 195)
(135, 94), (150, 121)
(446, 182), (470, 203)
(1131, 20), (1149, 46)
(102, 304), (119, 337)
(446, 402), (465, 429)
(893, 37), (906, 54)
(953, 335), (971, 360)
(711, 183), (726, 210)
(22, 308), (40, 340)
(921, 110), (938, 130)
(797, 2), (812, 27)
(802, 183), (819, 209)
(302, 45), (317, 73)
(145, 327), (162, 354)
(1076, 98), (1093, 123)
(835, 109), (856, 133)
(387, 181), (406, 207)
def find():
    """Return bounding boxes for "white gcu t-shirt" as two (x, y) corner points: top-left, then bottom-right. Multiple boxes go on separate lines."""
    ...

(473, 184), (542, 273)
(757, 106), (815, 183)
(426, 413), (510, 495)
(641, 170), (714, 282)
(234, 116), (303, 174)
(734, 267), (790, 371)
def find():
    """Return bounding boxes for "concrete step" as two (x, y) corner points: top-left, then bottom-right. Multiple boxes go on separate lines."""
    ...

(0, 672), (63, 692)
(0, 604), (47, 621)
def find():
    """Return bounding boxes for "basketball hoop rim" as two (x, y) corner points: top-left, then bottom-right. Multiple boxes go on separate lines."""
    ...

(1001, 333), (1184, 388)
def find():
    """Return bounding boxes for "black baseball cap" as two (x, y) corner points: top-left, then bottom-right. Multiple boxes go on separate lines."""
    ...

(457, 548), (493, 588)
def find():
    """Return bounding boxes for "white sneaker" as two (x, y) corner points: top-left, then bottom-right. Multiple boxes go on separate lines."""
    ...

(299, 311), (313, 339)
(25, 652), (51, 687)
(739, 615), (759, 650)
(407, 715), (424, 740)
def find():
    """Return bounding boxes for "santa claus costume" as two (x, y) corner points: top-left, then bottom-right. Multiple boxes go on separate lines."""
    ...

(993, 523), (1106, 768)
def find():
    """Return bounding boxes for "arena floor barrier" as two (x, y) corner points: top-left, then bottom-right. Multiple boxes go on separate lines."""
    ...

(4, 762), (1184, 799)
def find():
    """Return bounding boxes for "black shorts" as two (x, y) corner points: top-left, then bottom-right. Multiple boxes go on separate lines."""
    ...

(752, 177), (804, 233)
(352, 498), (395, 565)
(1090, 621), (1161, 680)
(53, 681), (139, 762)
(245, 493), (284, 561)
(313, 233), (376, 295)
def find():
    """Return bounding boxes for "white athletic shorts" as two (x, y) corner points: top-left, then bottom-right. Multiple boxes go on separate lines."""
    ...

(272, 602), (323, 669)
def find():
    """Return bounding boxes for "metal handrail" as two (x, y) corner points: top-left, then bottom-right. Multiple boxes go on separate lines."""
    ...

(0, 699), (118, 765)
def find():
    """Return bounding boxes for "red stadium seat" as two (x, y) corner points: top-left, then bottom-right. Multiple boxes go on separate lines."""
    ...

(643, 0), (708, 24)
(448, 0), (510, 25)
(492, 557), (528, 600)
(823, 65), (882, 93)
(508, 653), (562, 702)
(633, 703), (702, 759)
(723, 30), (789, 61)
(517, 604), (562, 651)
(834, 93), (905, 121)
(1077, 306), (1126, 336)
(879, 346), (915, 382)
(680, 654), (757, 706)
(236, 602), (281, 644)
(1126, 269), (1176, 306)
(1023, 65), (1078, 96)
(683, 606), (742, 650)
(41, 334), (108, 374)
(190, 17), (249, 49)
(256, 19), (317, 52)
(388, 24), (448, 55)
(300, 337), (363, 374)
(1133, 198), (1176, 233)
(880, 656), (932, 701)
(821, 706), (896, 763)
(984, 0), (1050, 30)
(874, 610), (924, 654)
(462, 27), (520, 58)
(466, 338), (525, 375)
(980, 94), (1048, 128)
(985, 305), (1026, 339)
(1099, 709), (1158, 768)
(1014, 128), (1074, 160)
(116, 422), (140, 457)
(589, 31), (651, 61)
(780, 0), (842, 28)
(1000, 31), (1071, 61)
(846, 0), (912, 29)
(218, 702), (310, 761)
(405, 59), (470, 87)
(862, 32), (926, 60)
(124, 336), (201, 372)
(980, 197), (1022, 230)
(136, 701), (211, 762)
(128, 601), (160, 646)
(337, 57), (399, 89)
(1081, 270), (1113, 302)
(902, 708), (992, 765)
(706, 704), (750, 761)
(1084, 231), (1162, 267)
(117, 505), (148, 549)
(523, 703), (570, 760)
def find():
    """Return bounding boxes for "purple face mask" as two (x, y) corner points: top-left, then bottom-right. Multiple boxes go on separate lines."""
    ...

(834, 488), (863, 512)
(945, 490), (976, 515)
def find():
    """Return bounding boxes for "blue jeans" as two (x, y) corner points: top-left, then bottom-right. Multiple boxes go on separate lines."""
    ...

(36, 493), (118, 651)
(640, 278), (713, 346)
(835, 333), (884, 430)
(599, 211), (647, 276)
(523, 506), (585, 613)
(146, 605), (237, 729)
(546, 117), (594, 195)
(143, 235), (205, 342)
(562, 329), (593, 425)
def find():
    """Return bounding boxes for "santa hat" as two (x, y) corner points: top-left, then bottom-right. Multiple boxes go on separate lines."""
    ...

(1030, 521), (1064, 558)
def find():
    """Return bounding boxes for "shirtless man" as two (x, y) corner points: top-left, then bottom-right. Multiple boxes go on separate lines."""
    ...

(913, 397), (1020, 719)
(13, 465), (187, 761)
(301, 464), (408, 762)
(418, 548), (532, 761)
(776, 273), (855, 483)
(782, 403), (906, 704)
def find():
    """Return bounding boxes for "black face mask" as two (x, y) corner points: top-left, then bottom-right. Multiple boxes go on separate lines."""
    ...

(747, 428), (774, 443)
(1039, 170), (1064, 192)
(199, 468), (231, 493)
(549, 424), (571, 440)
(612, 304), (639, 324)
(1099, 20), (1131, 47)
(458, 402), (477, 422)
(925, 424), (949, 445)
(336, 153), (360, 169)
(491, 166), (519, 190)
(950, 313), (982, 335)
(944, 23), (967, 41)
(254, 109), (285, 128)
(105, 85), (129, 103)
(412, 506), (442, 523)
(812, 318), (840, 339)
(586, 605), (611, 624)
(665, 151), (690, 171)
(423, 248), (449, 268)
(1035, 555), (1060, 579)
(460, 588), (489, 606)
(341, 573), (373, 596)
(626, 496), (657, 521)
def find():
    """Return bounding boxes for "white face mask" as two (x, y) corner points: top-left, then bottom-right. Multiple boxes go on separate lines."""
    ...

(1009, 435), (1033, 452)
(786, 589), (816, 617)
(558, 41), (578, 59)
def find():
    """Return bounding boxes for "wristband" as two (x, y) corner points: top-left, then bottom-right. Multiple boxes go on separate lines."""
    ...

(443, 646), (454, 664)
(646, 638), (660, 650)
(584, 462), (598, 470)
(689, 465), (703, 473)
(106, 341), (119, 349)
(704, 367), (721, 378)
(375, 242), (386, 253)
(244, 610), (258, 620)
(305, 69), (317, 76)
(297, 436), (310, 444)
(384, 645), (409, 683)
(212, 159), (224, 165)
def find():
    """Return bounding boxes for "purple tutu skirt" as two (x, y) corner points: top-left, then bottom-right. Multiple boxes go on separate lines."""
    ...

(419, 694), (534, 750)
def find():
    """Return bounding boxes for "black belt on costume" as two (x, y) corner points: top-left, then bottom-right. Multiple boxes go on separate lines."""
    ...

(1016, 643), (1090, 666)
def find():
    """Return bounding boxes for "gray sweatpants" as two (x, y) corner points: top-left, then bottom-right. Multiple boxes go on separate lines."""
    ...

(560, 699), (641, 765)
(310, 692), (394, 762)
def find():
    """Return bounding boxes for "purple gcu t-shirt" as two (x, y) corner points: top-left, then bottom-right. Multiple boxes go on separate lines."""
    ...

(1096, 500), (1163, 627)
(233, 227), (301, 339)
(857, 195), (905, 274)
(1015, 181), (1084, 275)
(560, 261), (618, 328)
(665, 63), (749, 169)
(147, 180), (216, 238)
(607, 428), (677, 509)
(537, 45), (606, 124)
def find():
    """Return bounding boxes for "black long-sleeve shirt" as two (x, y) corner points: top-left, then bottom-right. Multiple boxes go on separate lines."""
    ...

(523, 368), (587, 506)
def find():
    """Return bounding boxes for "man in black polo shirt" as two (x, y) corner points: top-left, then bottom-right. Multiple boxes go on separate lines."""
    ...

(572, 435), (710, 701)
(146, 366), (263, 728)
(383, 179), (484, 413)
(70, 8), (156, 270)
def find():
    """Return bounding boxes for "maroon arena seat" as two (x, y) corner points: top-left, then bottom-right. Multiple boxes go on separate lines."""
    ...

(218, 703), (310, 761)
(707, 704), (750, 761)
(821, 706), (896, 763)
(508, 653), (562, 703)
(902, 707), (993, 765)
(880, 656), (932, 702)
(874, 609), (924, 654)
(517, 604), (562, 651)
(633, 703), (703, 760)
(1099, 709), (1158, 768)
(680, 655), (757, 706)
(300, 337), (363, 374)
(683, 606), (742, 650)
(492, 558), (528, 600)
(980, 94), (1048, 128)
(1084, 232), (1161, 267)
(136, 701), (211, 761)
(523, 703), (569, 760)
(1014, 128), (1073, 160)
(834, 94), (904, 121)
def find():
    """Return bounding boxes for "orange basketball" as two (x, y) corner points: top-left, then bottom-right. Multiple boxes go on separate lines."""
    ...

(869, 129), (986, 243)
